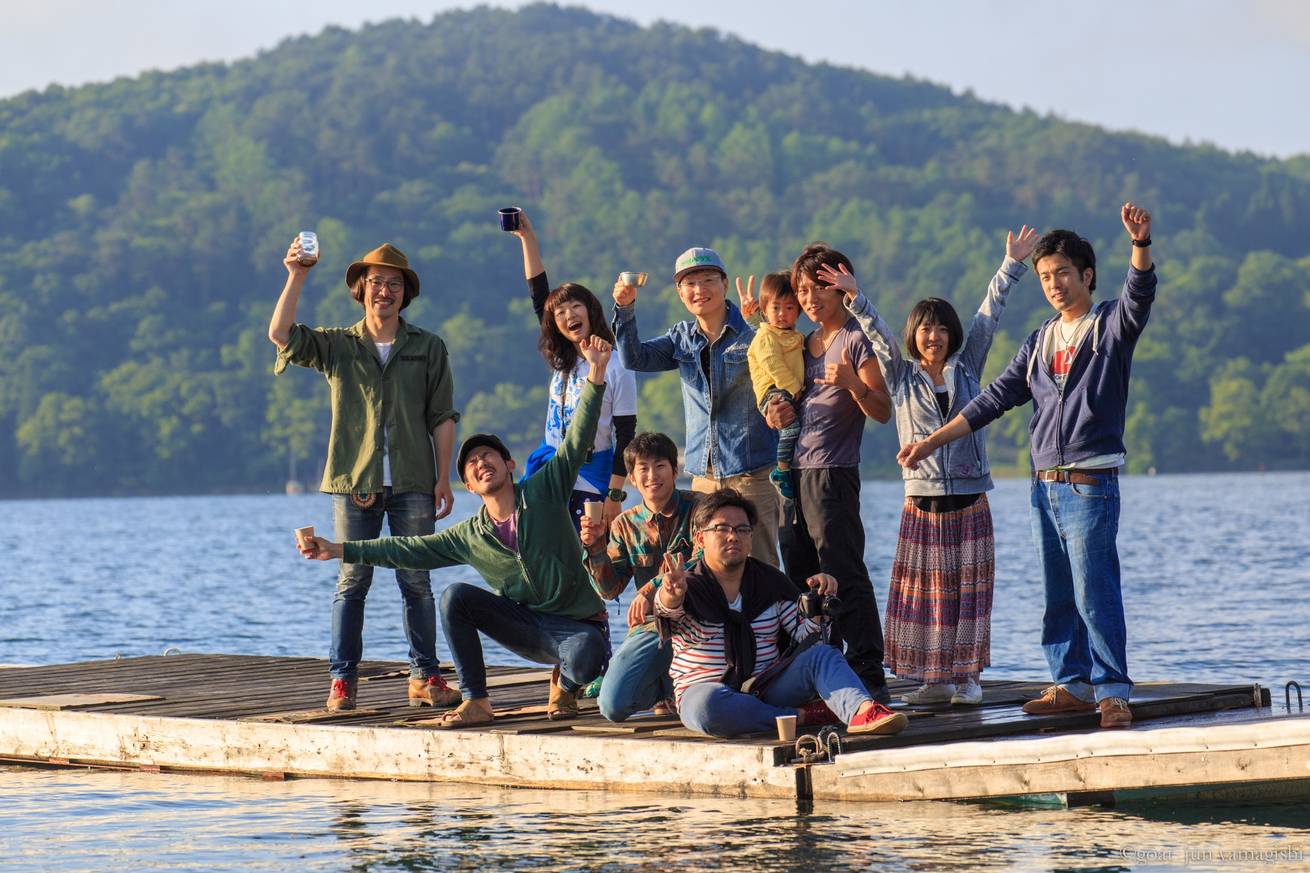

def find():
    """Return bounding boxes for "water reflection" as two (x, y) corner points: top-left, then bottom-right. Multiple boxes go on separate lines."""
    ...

(4, 766), (1307, 872)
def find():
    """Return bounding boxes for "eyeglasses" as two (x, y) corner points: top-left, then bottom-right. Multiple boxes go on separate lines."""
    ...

(701, 523), (753, 537)
(365, 277), (404, 293)
(679, 278), (722, 291)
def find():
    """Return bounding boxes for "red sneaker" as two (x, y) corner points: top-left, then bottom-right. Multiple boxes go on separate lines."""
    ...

(326, 677), (357, 712)
(848, 701), (908, 735)
(409, 673), (461, 708)
(797, 699), (839, 726)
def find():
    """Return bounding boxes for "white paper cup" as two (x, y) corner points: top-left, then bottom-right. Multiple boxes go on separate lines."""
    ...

(294, 525), (315, 550)
(776, 714), (797, 742)
(583, 501), (604, 523)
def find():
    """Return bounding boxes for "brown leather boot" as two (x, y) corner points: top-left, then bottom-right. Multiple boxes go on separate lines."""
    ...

(1021, 685), (1095, 715)
(408, 674), (461, 708)
(547, 665), (578, 721)
(326, 677), (357, 712)
(1099, 697), (1133, 729)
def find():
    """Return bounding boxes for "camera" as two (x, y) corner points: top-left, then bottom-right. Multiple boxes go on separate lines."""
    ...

(798, 590), (842, 619)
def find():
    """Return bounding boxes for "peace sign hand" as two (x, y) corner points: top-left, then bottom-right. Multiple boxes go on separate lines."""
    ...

(735, 275), (759, 319)
(658, 552), (689, 607)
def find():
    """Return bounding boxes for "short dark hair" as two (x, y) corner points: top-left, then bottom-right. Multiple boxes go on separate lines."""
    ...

(350, 271), (418, 310)
(623, 432), (679, 473)
(692, 487), (758, 532)
(790, 242), (853, 291)
(538, 283), (615, 373)
(1032, 229), (1097, 292)
(757, 272), (795, 312)
(904, 298), (965, 361)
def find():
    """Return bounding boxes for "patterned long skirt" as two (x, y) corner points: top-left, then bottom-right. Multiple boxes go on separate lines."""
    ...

(883, 494), (995, 684)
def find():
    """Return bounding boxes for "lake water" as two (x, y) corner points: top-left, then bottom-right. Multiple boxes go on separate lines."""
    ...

(2, 472), (1309, 870)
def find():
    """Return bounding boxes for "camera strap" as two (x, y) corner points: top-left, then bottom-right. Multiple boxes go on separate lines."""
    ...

(740, 630), (822, 699)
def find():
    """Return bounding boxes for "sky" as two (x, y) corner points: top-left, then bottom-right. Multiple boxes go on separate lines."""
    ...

(4, 0), (1308, 158)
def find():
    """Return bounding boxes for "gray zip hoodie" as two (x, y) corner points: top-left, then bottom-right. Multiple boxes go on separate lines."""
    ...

(845, 256), (1026, 497)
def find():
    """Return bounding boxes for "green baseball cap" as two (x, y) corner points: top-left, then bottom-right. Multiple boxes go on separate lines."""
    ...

(673, 247), (727, 282)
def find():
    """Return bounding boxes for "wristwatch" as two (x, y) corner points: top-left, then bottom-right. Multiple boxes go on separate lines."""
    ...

(607, 488), (627, 502)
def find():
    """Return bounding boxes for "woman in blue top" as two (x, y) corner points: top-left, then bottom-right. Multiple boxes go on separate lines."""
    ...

(509, 211), (639, 532)
(825, 225), (1036, 706)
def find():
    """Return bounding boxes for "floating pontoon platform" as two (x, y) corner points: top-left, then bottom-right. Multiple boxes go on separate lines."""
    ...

(2, 654), (1305, 805)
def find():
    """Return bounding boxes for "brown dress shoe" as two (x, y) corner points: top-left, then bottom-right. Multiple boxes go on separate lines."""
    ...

(1099, 696), (1133, 729)
(547, 665), (579, 721)
(408, 674), (461, 708)
(1021, 685), (1096, 715)
(326, 677), (358, 712)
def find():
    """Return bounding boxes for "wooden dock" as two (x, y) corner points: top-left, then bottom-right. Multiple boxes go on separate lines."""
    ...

(2, 654), (1306, 805)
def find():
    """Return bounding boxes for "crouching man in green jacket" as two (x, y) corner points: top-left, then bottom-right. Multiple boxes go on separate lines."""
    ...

(301, 335), (615, 726)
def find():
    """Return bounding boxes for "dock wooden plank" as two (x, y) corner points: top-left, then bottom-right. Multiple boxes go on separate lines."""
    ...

(0, 693), (164, 710)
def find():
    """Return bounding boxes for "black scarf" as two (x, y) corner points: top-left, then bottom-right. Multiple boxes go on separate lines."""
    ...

(679, 559), (802, 691)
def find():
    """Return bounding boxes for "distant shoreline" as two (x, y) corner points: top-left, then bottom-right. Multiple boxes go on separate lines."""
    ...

(4, 467), (1304, 502)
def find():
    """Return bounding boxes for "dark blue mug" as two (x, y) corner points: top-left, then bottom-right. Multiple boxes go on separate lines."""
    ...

(498, 207), (522, 231)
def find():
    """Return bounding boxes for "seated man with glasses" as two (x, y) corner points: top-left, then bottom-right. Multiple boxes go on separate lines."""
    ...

(654, 489), (908, 738)
(270, 240), (459, 712)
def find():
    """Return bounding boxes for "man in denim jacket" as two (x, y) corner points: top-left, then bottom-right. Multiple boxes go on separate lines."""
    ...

(612, 248), (782, 567)
(900, 204), (1156, 729)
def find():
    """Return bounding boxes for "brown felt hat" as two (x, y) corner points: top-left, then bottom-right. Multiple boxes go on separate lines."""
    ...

(344, 243), (420, 300)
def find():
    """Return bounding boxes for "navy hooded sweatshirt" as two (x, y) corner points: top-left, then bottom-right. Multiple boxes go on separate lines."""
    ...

(960, 265), (1157, 470)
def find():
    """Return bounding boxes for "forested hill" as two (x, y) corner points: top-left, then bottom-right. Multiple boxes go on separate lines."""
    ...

(2, 4), (1308, 496)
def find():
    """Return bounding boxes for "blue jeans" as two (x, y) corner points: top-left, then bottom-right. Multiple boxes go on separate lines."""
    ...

(1030, 474), (1131, 702)
(762, 387), (801, 467)
(598, 625), (674, 722)
(439, 582), (610, 700)
(330, 489), (437, 680)
(678, 644), (871, 737)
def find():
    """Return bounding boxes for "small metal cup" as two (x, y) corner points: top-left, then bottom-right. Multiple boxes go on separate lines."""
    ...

(776, 714), (797, 742)
(498, 207), (522, 231)
(297, 231), (318, 266)
(294, 525), (315, 550)
(618, 271), (648, 288)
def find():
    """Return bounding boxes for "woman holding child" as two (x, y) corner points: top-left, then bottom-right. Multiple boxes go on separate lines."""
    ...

(510, 211), (638, 531)
(824, 226), (1038, 705)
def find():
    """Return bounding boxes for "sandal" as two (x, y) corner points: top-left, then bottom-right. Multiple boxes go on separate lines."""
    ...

(432, 700), (495, 729)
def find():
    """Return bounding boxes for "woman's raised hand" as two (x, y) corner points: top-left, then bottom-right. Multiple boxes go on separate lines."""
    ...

(510, 210), (535, 241)
(1006, 225), (1039, 262)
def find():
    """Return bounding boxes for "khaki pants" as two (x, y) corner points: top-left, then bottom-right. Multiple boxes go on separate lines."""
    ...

(691, 464), (781, 568)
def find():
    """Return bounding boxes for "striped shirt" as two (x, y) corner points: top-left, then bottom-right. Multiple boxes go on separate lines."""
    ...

(656, 588), (818, 703)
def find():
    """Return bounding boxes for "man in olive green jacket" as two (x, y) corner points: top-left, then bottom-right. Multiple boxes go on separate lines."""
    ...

(303, 336), (614, 726)
(270, 239), (459, 713)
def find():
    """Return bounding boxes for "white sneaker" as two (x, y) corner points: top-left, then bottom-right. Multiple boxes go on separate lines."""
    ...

(950, 679), (983, 705)
(901, 683), (956, 704)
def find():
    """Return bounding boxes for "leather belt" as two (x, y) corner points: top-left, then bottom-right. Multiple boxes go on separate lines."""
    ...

(1035, 467), (1118, 485)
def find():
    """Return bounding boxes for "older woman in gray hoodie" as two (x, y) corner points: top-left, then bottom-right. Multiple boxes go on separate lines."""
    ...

(818, 226), (1036, 706)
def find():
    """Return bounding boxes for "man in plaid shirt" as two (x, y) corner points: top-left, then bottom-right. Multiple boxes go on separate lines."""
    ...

(581, 432), (699, 722)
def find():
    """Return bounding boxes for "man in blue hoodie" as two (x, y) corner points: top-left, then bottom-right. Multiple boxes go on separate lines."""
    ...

(899, 203), (1155, 729)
